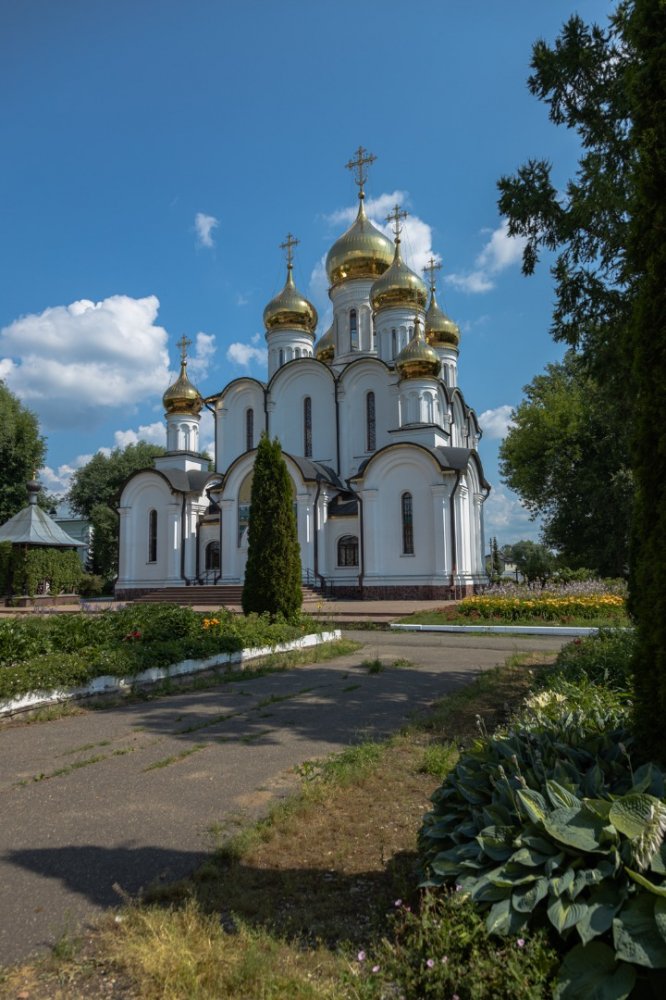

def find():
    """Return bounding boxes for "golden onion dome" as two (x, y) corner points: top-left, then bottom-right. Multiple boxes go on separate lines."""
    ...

(315, 324), (335, 364)
(263, 265), (318, 335)
(326, 197), (394, 286)
(425, 289), (460, 349)
(163, 360), (203, 414)
(395, 318), (441, 380)
(370, 239), (428, 313)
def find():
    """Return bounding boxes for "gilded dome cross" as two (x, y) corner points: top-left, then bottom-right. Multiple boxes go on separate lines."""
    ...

(176, 335), (192, 364)
(279, 232), (299, 268)
(345, 146), (377, 197)
(423, 256), (442, 292)
(386, 204), (408, 240)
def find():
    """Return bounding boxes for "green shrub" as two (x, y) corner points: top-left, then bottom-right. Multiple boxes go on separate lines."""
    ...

(79, 573), (105, 597)
(550, 629), (636, 691)
(0, 651), (92, 698)
(418, 695), (666, 997)
(351, 890), (558, 999)
(10, 548), (83, 596)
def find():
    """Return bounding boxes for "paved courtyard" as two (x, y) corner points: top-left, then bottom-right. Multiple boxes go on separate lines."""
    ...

(0, 628), (567, 966)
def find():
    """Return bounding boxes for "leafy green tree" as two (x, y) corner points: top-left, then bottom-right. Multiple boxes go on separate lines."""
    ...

(509, 540), (556, 588)
(625, 0), (666, 761)
(0, 381), (47, 524)
(499, 352), (631, 576)
(68, 441), (165, 578)
(497, 6), (634, 578)
(242, 435), (301, 620)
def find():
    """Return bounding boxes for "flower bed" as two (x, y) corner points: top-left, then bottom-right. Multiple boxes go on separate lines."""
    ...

(458, 593), (627, 623)
(0, 604), (312, 701)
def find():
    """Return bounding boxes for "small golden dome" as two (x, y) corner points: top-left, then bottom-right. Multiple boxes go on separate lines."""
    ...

(395, 318), (441, 380)
(326, 197), (394, 286)
(315, 324), (335, 363)
(163, 360), (203, 414)
(425, 289), (460, 349)
(263, 266), (318, 334)
(370, 240), (428, 313)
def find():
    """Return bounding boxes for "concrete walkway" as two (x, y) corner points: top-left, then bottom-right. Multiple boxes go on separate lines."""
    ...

(0, 629), (567, 966)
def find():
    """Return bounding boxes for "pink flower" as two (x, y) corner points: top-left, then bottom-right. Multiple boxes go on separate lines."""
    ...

(372, 965), (380, 973)
(517, 938), (526, 948)
(426, 959), (435, 969)
(357, 950), (366, 962)
(394, 898), (402, 907)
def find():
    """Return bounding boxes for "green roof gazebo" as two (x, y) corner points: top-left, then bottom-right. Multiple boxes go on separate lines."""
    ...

(0, 479), (84, 605)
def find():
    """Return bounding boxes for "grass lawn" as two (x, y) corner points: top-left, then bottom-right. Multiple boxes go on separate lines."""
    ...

(0, 650), (557, 999)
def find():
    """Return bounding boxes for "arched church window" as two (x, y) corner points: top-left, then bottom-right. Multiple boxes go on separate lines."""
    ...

(205, 540), (220, 571)
(366, 391), (376, 452)
(148, 509), (158, 563)
(304, 396), (312, 457)
(391, 328), (397, 359)
(337, 534), (359, 567)
(350, 309), (358, 350)
(246, 408), (254, 451)
(401, 492), (414, 555)
(279, 348), (284, 367)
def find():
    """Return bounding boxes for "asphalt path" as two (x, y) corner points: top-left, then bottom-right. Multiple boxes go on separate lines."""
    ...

(0, 629), (567, 966)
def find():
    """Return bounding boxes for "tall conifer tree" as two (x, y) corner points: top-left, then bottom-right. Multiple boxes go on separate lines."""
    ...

(242, 435), (302, 620)
(626, 0), (666, 761)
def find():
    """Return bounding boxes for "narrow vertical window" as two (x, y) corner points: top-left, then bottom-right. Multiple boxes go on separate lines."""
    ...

(246, 408), (254, 451)
(279, 348), (284, 367)
(401, 492), (414, 555)
(304, 396), (312, 457)
(366, 391), (376, 452)
(391, 328), (397, 358)
(350, 309), (358, 350)
(148, 509), (158, 563)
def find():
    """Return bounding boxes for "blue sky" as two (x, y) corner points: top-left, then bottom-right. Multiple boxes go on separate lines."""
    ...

(0, 0), (614, 545)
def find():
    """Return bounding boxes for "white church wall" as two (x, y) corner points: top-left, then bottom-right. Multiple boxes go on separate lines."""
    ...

(337, 359), (396, 478)
(269, 360), (336, 466)
(358, 447), (443, 582)
(117, 474), (180, 588)
(215, 379), (266, 471)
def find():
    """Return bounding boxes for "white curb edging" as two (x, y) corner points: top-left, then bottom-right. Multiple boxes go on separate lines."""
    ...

(390, 624), (623, 637)
(0, 630), (341, 719)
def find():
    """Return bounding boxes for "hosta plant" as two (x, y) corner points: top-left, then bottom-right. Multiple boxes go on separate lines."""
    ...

(419, 706), (666, 997)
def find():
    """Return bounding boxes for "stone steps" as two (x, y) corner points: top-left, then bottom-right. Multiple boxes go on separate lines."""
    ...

(130, 585), (324, 607)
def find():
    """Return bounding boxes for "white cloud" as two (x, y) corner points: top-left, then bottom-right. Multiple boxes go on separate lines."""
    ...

(226, 340), (268, 369)
(325, 190), (408, 227)
(447, 221), (526, 294)
(478, 404), (515, 440)
(186, 331), (216, 379)
(484, 488), (539, 542)
(308, 254), (332, 330)
(477, 222), (526, 273)
(194, 212), (219, 248)
(199, 408), (215, 458)
(40, 452), (96, 495)
(448, 270), (495, 294)
(113, 421), (166, 450)
(0, 295), (170, 428)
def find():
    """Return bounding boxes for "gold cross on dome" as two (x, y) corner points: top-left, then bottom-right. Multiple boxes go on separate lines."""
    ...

(423, 256), (442, 290)
(386, 204), (408, 240)
(345, 145), (377, 196)
(280, 232), (299, 268)
(176, 335), (192, 363)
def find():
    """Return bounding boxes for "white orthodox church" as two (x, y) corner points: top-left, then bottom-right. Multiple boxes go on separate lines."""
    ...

(116, 150), (489, 600)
